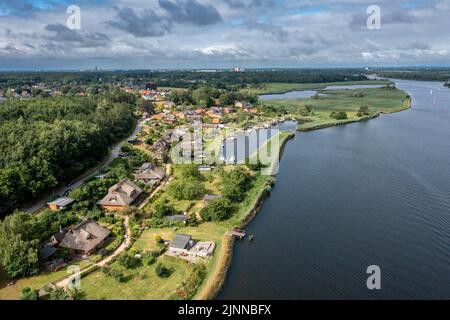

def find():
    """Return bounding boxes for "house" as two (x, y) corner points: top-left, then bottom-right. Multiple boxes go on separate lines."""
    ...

(39, 245), (65, 272)
(52, 219), (111, 257)
(134, 163), (165, 183)
(98, 178), (143, 211)
(198, 165), (211, 172)
(47, 197), (75, 211)
(168, 234), (215, 259)
(211, 118), (221, 125)
(203, 194), (222, 203)
(168, 234), (194, 255)
(151, 139), (170, 161)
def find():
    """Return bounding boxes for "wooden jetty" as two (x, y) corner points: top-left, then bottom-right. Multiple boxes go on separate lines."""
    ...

(229, 228), (246, 239)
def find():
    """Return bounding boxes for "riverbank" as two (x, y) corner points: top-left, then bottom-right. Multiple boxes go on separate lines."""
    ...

(204, 86), (411, 299)
(218, 78), (450, 300)
(194, 131), (295, 300)
(297, 95), (412, 132)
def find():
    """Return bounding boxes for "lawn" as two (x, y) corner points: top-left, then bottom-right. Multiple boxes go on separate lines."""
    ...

(74, 128), (291, 300)
(0, 260), (91, 300)
(81, 255), (195, 300)
(81, 222), (227, 300)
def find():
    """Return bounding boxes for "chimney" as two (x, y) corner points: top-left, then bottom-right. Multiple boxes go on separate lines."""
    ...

(59, 225), (63, 233)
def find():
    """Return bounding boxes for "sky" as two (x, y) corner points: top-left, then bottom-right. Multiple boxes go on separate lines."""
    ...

(0, 0), (450, 70)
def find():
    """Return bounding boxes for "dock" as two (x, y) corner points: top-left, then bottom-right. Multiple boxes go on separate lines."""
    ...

(228, 228), (246, 239)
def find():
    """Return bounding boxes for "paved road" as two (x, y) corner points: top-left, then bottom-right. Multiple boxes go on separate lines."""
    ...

(54, 215), (131, 289)
(21, 120), (145, 213)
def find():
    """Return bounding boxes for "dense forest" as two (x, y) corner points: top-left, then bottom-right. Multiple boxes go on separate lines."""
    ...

(0, 90), (137, 215)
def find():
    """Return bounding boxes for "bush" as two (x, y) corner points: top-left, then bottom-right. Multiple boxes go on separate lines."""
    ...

(330, 111), (348, 120)
(142, 253), (157, 266)
(152, 198), (177, 218)
(155, 263), (171, 278)
(49, 287), (69, 300)
(169, 178), (205, 200)
(145, 137), (153, 145)
(89, 254), (103, 263)
(118, 252), (141, 269)
(356, 106), (370, 117)
(21, 287), (39, 300)
(105, 235), (123, 253)
(102, 266), (128, 282)
(155, 235), (163, 244)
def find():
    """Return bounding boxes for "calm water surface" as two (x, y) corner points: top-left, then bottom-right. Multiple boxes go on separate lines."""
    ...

(218, 79), (450, 299)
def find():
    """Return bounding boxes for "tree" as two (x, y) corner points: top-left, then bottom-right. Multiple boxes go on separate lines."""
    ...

(169, 178), (205, 200)
(118, 252), (140, 269)
(221, 167), (253, 202)
(152, 198), (176, 218)
(357, 106), (370, 117)
(178, 164), (203, 180)
(200, 198), (233, 221)
(0, 212), (40, 278)
(330, 111), (348, 120)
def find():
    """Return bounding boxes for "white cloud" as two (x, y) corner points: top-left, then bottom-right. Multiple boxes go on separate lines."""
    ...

(1, 0), (450, 69)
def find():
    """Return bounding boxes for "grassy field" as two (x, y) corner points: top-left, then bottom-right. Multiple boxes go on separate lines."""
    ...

(259, 87), (411, 131)
(241, 80), (392, 95)
(80, 222), (227, 300)
(81, 255), (196, 300)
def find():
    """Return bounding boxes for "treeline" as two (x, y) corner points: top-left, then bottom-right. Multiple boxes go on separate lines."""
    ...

(0, 91), (137, 215)
(169, 86), (258, 107)
(0, 210), (78, 278)
(0, 69), (369, 91)
(376, 69), (450, 82)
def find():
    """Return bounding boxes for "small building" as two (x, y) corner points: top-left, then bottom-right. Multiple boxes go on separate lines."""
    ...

(168, 234), (194, 255)
(98, 178), (143, 211)
(166, 215), (188, 223)
(167, 234), (215, 260)
(39, 246), (57, 262)
(39, 245), (65, 272)
(203, 194), (222, 203)
(53, 219), (111, 257)
(47, 197), (75, 211)
(198, 165), (211, 172)
(190, 242), (215, 258)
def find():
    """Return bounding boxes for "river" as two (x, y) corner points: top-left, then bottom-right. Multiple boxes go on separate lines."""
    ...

(218, 79), (450, 299)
